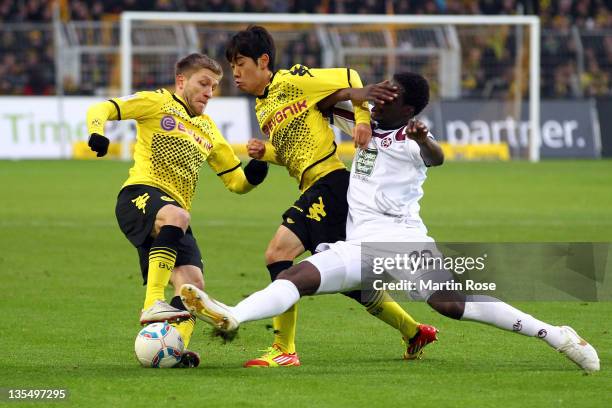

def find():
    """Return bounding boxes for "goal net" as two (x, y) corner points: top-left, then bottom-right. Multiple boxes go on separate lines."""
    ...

(119, 12), (541, 161)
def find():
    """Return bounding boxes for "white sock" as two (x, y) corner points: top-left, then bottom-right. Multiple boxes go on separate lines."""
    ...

(461, 295), (564, 348)
(230, 279), (300, 324)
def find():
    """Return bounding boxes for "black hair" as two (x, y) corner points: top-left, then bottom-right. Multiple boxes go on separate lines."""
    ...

(393, 72), (430, 115)
(225, 25), (276, 71)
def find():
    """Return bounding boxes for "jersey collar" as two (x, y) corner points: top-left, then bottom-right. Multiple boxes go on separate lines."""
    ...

(172, 93), (197, 118)
(257, 72), (277, 100)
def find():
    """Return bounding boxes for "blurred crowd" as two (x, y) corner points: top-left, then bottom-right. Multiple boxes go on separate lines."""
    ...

(1, 0), (611, 97)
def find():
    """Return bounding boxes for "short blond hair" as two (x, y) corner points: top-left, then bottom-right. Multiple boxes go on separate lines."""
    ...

(175, 53), (223, 78)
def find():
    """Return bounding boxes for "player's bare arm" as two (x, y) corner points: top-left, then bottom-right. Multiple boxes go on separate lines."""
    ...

(351, 123), (370, 149)
(317, 81), (399, 112)
(406, 119), (444, 166)
(317, 81), (399, 149)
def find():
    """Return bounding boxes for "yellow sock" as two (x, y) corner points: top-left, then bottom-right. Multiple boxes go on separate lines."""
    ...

(272, 303), (298, 354)
(143, 247), (176, 309)
(172, 317), (196, 348)
(365, 291), (419, 339)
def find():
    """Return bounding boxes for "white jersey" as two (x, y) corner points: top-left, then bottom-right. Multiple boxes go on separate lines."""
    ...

(331, 102), (432, 242)
(306, 102), (440, 297)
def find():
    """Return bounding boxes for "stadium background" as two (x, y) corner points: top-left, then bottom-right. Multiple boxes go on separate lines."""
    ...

(1, 2), (611, 407)
(1, 0), (612, 159)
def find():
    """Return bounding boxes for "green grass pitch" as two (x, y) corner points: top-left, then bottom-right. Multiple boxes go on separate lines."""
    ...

(1, 159), (610, 407)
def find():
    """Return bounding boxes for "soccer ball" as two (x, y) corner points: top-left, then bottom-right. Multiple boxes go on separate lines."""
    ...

(134, 323), (184, 368)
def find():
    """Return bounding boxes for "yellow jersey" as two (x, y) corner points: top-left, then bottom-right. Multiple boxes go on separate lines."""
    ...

(256, 65), (370, 191)
(87, 89), (254, 210)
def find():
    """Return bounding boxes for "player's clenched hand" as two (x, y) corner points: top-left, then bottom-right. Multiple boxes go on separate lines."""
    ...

(348, 80), (398, 105)
(247, 138), (266, 159)
(353, 123), (372, 149)
(406, 119), (429, 143)
(88, 133), (110, 157)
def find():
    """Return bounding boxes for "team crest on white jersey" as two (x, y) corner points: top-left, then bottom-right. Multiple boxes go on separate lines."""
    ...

(380, 137), (392, 149)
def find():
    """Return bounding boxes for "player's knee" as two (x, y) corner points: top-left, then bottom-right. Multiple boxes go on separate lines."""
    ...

(427, 290), (465, 320)
(277, 272), (311, 295)
(276, 268), (295, 283)
(277, 262), (320, 296)
(173, 208), (191, 229)
(428, 300), (463, 320)
(159, 205), (190, 230)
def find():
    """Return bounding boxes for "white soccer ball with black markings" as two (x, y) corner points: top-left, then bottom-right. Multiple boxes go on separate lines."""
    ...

(134, 323), (184, 368)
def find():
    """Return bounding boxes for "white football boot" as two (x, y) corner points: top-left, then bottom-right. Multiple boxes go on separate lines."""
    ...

(557, 326), (600, 373)
(139, 300), (191, 325)
(180, 284), (239, 333)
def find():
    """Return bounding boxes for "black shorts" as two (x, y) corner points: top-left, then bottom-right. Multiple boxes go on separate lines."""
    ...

(282, 169), (349, 254)
(115, 184), (203, 284)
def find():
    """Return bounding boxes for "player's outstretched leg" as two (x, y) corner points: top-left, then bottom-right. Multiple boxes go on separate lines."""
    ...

(142, 225), (183, 308)
(428, 291), (600, 373)
(246, 260), (301, 368)
(141, 205), (191, 324)
(182, 262), (318, 335)
(169, 265), (204, 367)
(555, 326), (600, 373)
(180, 284), (239, 332)
(169, 297), (197, 346)
(245, 226), (305, 368)
(169, 265), (204, 347)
